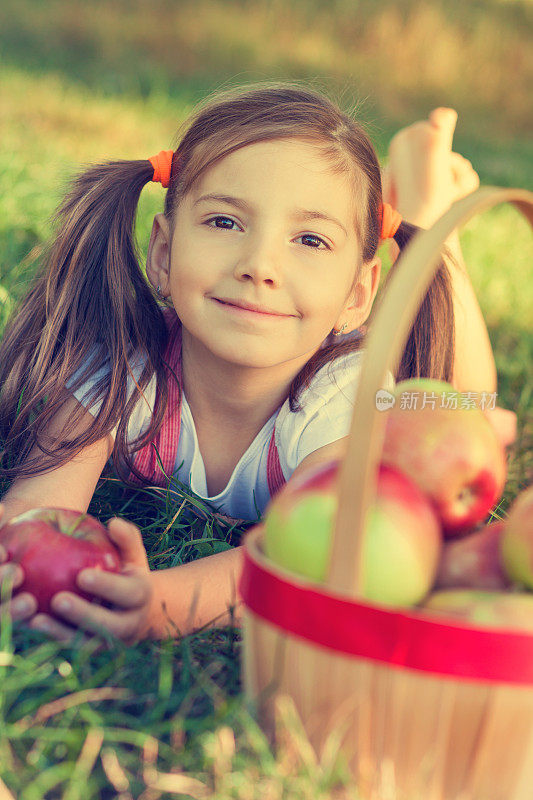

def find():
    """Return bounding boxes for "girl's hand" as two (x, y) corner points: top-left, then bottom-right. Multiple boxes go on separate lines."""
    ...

(29, 517), (154, 645)
(0, 544), (38, 625)
(382, 107), (480, 229)
(0, 504), (38, 626)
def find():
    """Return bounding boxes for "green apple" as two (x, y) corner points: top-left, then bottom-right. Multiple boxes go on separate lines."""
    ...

(263, 460), (442, 607)
(394, 378), (458, 398)
(264, 493), (336, 584)
(420, 589), (533, 632)
(500, 485), (533, 588)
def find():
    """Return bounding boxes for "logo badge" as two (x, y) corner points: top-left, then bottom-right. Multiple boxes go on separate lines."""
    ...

(375, 390), (396, 411)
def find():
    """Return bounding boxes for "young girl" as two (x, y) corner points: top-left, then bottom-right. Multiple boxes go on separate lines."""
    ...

(0, 84), (499, 644)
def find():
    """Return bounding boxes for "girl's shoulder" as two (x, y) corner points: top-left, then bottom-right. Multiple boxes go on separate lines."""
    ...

(275, 349), (395, 475)
(65, 343), (156, 440)
(64, 313), (180, 442)
(280, 346), (391, 421)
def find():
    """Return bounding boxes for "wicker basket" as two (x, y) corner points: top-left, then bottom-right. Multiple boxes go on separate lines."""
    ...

(239, 187), (533, 800)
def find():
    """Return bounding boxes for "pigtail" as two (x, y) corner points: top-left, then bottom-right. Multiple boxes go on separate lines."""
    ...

(377, 219), (455, 383)
(0, 158), (172, 489)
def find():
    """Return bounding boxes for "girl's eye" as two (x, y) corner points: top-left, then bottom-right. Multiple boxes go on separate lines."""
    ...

(298, 234), (330, 250)
(204, 216), (330, 250)
(205, 215), (238, 231)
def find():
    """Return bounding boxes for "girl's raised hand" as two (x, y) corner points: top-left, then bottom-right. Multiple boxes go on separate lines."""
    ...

(382, 107), (480, 230)
(29, 517), (155, 645)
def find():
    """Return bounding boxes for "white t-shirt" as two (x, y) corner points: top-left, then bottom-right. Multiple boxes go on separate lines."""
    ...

(66, 347), (395, 521)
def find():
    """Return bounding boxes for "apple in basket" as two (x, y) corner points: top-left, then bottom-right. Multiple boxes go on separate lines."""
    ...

(263, 460), (442, 607)
(419, 589), (533, 632)
(435, 520), (511, 591)
(380, 378), (507, 537)
(0, 507), (122, 615)
(500, 484), (533, 589)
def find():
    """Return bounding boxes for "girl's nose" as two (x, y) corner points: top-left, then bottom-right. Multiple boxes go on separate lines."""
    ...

(234, 235), (283, 284)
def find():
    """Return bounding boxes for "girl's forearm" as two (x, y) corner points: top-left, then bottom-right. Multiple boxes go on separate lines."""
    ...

(148, 545), (245, 639)
(442, 231), (497, 395)
(390, 231), (497, 396)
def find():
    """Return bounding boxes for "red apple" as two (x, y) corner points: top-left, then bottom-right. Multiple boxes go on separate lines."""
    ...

(435, 520), (510, 591)
(419, 589), (533, 632)
(0, 507), (122, 615)
(381, 378), (507, 537)
(500, 485), (533, 588)
(263, 460), (442, 607)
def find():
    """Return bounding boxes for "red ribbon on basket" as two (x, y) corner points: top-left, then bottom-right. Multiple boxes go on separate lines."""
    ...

(239, 541), (533, 685)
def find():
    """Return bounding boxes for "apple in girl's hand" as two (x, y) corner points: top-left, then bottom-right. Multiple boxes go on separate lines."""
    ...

(264, 460), (441, 606)
(435, 520), (510, 591)
(0, 507), (122, 615)
(419, 589), (533, 632)
(381, 378), (507, 537)
(500, 485), (533, 589)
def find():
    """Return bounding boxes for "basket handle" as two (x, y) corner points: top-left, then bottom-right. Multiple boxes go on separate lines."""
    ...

(326, 187), (533, 597)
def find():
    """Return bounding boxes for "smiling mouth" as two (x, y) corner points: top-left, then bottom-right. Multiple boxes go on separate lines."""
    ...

(212, 298), (290, 318)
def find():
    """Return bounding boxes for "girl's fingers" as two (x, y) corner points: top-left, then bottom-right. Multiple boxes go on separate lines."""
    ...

(49, 591), (144, 643)
(76, 568), (151, 609)
(1, 592), (38, 622)
(29, 613), (82, 644)
(106, 518), (149, 570)
(0, 562), (23, 589)
(450, 151), (473, 169)
(428, 107), (458, 150)
(0, 565), (32, 621)
(450, 152), (480, 194)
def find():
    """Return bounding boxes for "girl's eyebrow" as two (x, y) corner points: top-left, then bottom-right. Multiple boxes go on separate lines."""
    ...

(193, 193), (348, 237)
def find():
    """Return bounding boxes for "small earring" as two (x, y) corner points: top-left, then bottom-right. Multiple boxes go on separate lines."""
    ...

(333, 323), (348, 336)
(156, 284), (163, 298)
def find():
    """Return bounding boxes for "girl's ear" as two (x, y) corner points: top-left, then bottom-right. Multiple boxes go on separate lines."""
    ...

(361, 256), (382, 316)
(146, 213), (172, 294)
(338, 256), (382, 333)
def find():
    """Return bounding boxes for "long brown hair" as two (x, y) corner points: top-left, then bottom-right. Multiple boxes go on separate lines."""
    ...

(0, 80), (454, 489)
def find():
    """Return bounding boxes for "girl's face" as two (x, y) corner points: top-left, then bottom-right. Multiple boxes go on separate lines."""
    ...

(147, 138), (380, 369)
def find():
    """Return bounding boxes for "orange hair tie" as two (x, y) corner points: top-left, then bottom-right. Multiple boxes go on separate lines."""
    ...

(149, 150), (174, 188)
(380, 202), (402, 240)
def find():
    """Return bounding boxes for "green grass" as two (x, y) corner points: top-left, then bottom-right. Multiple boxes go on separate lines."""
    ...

(1, 0), (532, 140)
(0, 1), (532, 795)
